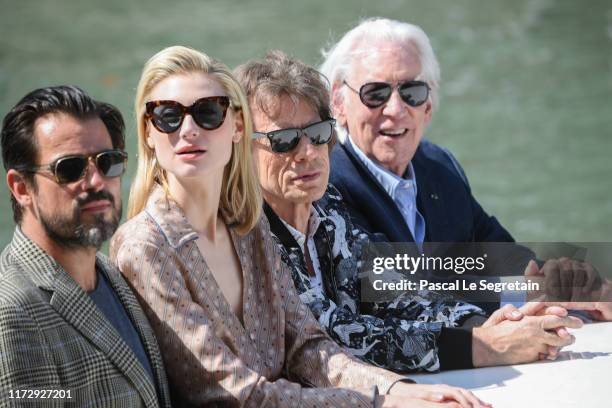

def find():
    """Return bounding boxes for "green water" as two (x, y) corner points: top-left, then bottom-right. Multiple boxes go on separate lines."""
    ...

(1, 0), (611, 249)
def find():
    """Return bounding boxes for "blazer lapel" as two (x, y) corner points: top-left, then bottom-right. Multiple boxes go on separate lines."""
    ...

(341, 142), (415, 242)
(263, 202), (302, 250)
(97, 255), (170, 408)
(413, 144), (448, 245)
(10, 229), (161, 408)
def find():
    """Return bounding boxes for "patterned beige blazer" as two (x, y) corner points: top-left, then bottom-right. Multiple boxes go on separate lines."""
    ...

(0, 228), (172, 408)
(111, 186), (406, 408)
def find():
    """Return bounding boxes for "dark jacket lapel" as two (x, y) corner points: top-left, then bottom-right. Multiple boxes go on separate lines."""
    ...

(263, 203), (301, 251)
(412, 143), (445, 244)
(337, 142), (414, 242)
(97, 254), (171, 408)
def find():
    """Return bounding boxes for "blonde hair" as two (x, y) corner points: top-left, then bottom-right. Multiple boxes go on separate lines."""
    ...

(129, 45), (261, 234)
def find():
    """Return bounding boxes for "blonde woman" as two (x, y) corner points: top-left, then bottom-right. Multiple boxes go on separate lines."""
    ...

(110, 46), (487, 408)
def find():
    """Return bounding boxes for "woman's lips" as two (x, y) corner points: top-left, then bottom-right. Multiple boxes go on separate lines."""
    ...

(176, 149), (206, 160)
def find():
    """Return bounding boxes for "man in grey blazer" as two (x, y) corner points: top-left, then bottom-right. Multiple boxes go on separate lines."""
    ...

(0, 85), (172, 407)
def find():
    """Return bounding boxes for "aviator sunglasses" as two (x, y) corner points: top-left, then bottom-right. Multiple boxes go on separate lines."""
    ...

(145, 96), (231, 133)
(19, 150), (128, 184)
(343, 80), (430, 108)
(252, 119), (336, 153)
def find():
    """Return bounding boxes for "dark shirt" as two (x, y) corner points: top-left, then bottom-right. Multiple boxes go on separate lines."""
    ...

(89, 268), (155, 382)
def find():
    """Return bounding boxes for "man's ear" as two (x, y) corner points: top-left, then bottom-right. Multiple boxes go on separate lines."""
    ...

(232, 110), (244, 143)
(331, 82), (348, 128)
(6, 169), (33, 208)
(423, 99), (433, 127)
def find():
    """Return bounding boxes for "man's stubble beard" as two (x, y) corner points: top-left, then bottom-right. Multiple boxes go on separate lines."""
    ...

(37, 191), (122, 250)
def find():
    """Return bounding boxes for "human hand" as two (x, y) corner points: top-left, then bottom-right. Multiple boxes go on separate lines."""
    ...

(524, 258), (603, 302)
(525, 256), (612, 320)
(541, 279), (612, 321)
(377, 395), (488, 408)
(384, 383), (491, 408)
(472, 313), (583, 367)
(480, 302), (571, 360)
(481, 301), (568, 328)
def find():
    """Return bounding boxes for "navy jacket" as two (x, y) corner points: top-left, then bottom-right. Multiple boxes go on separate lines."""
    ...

(330, 139), (515, 244)
(330, 140), (537, 315)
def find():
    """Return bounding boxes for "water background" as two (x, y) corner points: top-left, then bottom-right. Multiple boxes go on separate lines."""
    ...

(1, 0), (611, 249)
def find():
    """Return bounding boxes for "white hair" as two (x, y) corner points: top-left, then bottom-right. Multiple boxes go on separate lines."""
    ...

(320, 17), (441, 117)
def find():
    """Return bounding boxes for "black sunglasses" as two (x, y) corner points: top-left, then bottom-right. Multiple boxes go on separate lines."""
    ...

(252, 119), (336, 153)
(20, 150), (128, 184)
(344, 80), (430, 108)
(145, 96), (231, 133)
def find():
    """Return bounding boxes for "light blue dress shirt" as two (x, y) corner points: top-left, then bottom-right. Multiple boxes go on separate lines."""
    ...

(347, 135), (426, 249)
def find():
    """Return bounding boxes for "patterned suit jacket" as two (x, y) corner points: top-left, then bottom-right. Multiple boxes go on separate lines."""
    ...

(0, 228), (172, 408)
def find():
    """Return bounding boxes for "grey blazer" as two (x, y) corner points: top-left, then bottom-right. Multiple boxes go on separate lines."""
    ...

(0, 228), (172, 407)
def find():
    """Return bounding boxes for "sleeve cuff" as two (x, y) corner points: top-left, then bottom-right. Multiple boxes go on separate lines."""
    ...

(438, 327), (474, 370)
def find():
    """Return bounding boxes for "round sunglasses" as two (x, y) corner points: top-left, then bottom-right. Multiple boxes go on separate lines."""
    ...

(19, 150), (128, 184)
(344, 80), (430, 108)
(252, 119), (336, 153)
(145, 96), (230, 133)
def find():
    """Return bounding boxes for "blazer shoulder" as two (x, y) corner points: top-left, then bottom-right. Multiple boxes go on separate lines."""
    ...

(330, 143), (355, 173)
(415, 139), (469, 186)
(110, 211), (165, 256)
(329, 143), (367, 197)
(239, 214), (284, 264)
(0, 275), (44, 310)
(0, 250), (47, 309)
(243, 212), (275, 246)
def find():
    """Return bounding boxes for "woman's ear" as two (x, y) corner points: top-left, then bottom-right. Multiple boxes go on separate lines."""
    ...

(145, 122), (155, 149)
(232, 110), (244, 144)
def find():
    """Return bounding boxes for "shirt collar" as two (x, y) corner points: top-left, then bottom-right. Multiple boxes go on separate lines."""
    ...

(279, 205), (321, 253)
(144, 185), (200, 249)
(347, 134), (418, 198)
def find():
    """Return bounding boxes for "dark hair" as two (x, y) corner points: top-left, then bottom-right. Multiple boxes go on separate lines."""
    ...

(234, 50), (334, 132)
(1, 85), (125, 223)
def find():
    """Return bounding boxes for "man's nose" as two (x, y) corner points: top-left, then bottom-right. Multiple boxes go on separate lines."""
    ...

(293, 134), (317, 161)
(82, 159), (105, 191)
(381, 88), (408, 118)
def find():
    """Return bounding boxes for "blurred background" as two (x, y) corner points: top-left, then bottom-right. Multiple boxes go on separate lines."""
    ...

(1, 0), (611, 250)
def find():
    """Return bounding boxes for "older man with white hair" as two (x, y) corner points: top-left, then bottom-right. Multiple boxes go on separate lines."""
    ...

(319, 16), (612, 366)
(322, 17), (512, 248)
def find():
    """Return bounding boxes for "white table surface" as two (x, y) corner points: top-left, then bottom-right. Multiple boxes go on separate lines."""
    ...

(409, 322), (612, 407)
